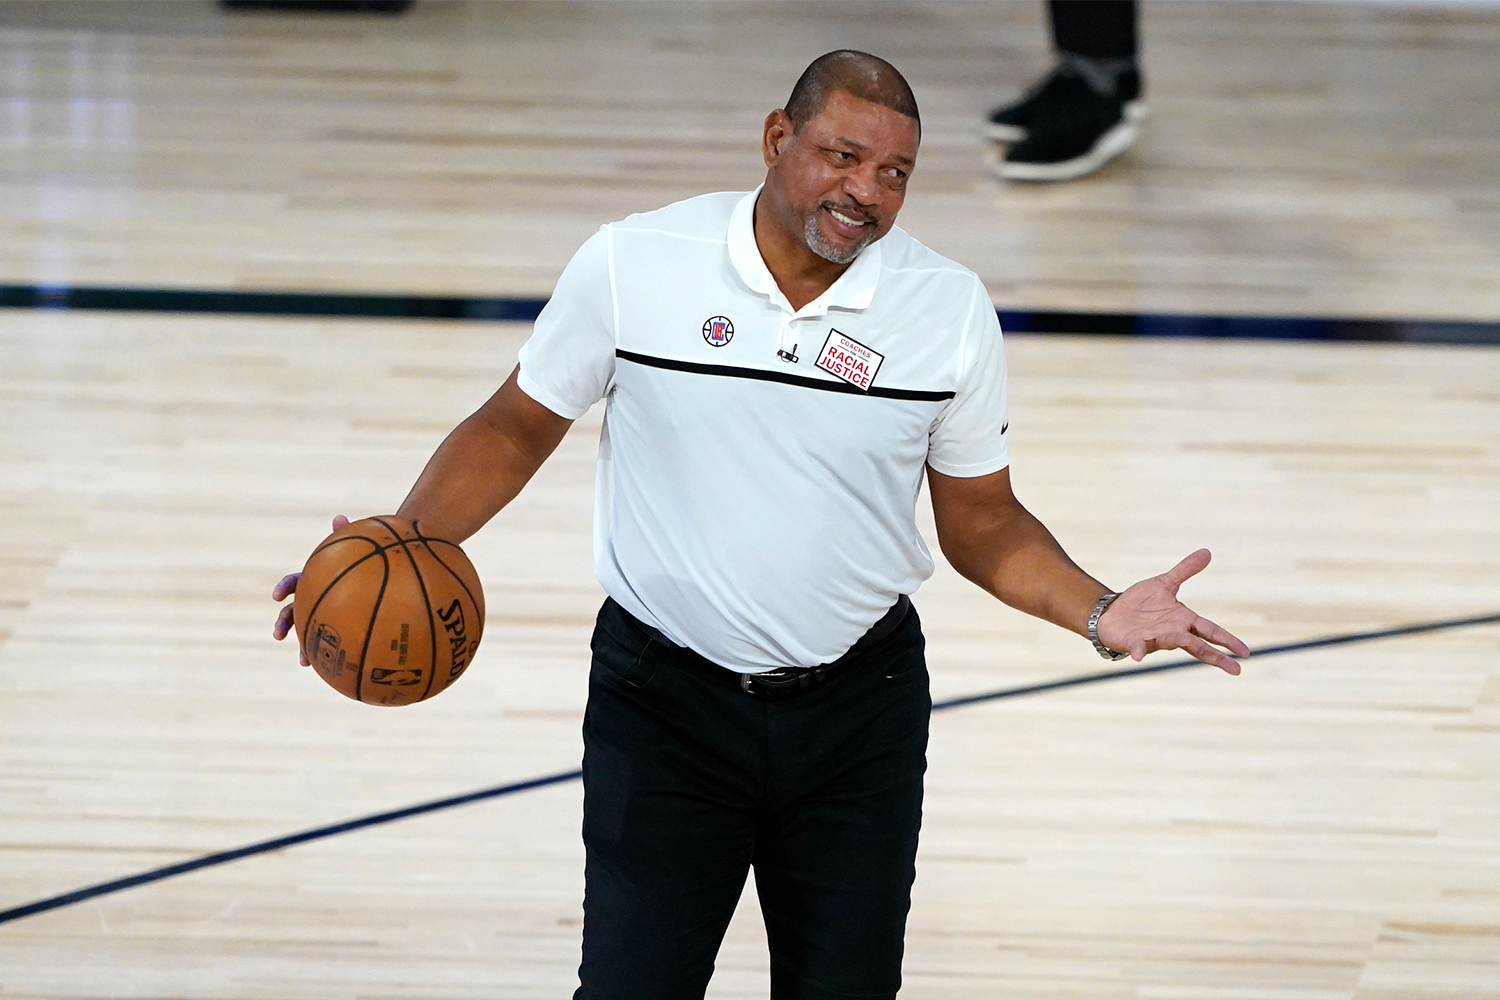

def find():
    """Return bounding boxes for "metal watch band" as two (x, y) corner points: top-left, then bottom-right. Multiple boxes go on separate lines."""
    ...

(1088, 592), (1128, 661)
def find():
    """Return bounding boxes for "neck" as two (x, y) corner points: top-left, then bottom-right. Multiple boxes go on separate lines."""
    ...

(752, 188), (853, 312)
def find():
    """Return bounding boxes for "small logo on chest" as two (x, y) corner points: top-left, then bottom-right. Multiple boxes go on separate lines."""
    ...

(702, 315), (734, 347)
(815, 330), (883, 391)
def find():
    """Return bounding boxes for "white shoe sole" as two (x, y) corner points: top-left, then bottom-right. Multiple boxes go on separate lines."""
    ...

(984, 121), (1027, 142)
(994, 119), (1139, 182)
(983, 100), (1148, 144)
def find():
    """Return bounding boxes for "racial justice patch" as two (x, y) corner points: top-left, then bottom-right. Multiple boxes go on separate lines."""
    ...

(815, 329), (884, 391)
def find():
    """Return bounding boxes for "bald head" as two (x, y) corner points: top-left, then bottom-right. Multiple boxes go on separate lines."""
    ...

(784, 50), (920, 135)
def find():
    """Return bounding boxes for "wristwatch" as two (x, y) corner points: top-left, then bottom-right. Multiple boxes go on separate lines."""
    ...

(1088, 592), (1128, 661)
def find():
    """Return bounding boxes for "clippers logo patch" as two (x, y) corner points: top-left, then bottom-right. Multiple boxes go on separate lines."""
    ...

(702, 315), (734, 347)
(815, 329), (883, 391)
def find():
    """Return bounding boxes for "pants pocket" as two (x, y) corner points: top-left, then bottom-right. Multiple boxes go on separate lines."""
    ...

(591, 600), (662, 688)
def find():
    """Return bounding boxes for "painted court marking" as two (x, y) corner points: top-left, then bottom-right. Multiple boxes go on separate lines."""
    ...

(1, 611), (1496, 928)
(4, 284), (1499, 343)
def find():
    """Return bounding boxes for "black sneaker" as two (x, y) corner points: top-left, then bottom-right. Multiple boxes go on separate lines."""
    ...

(985, 62), (1147, 143)
(995, 68), (1138, 181)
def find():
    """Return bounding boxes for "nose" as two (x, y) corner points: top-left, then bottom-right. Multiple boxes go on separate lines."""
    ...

(842, 164), (879, 206)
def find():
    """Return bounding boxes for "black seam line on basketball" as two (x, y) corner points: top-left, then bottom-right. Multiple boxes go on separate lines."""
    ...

(373, 517), (440, 701)
(301, 542), (389, 664)
(373, 518), (438, 701)
(305, 534), (413, 698)
(412, 529), (483, 635)
(419, 539), (481, 623)
(356, 548), (391, 704)
(414, 539), (471, 689)
(1, 609), (1495, 929)
(615, 350), (956, 401)
(310, 532), (386, 559)
(413, 536), (482, 686)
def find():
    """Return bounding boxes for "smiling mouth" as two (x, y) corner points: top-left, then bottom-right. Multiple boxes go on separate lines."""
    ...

(824, 205), (873, 230)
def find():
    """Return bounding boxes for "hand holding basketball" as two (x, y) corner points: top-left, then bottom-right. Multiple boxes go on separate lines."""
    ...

(273, 515), (350, 665)
(273, 515), (485, 705)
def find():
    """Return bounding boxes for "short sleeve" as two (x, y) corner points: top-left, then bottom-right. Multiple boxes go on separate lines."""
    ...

(926, 279), (1009, 477)
(516, 227), (617, 420)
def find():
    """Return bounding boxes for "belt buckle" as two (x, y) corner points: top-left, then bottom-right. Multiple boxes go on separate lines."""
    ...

(741, 669), (792, 696)
(741, 671), (774, 694)
(740, 668), (819, 698)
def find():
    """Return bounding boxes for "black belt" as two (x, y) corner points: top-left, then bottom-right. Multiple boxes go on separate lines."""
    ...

(735, 595), (911, 700)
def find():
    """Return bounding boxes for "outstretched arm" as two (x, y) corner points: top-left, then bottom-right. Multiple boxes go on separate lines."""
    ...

(272, 365), (572, 660)
(927, 465), (1248, 674)
(394, 365), (574, 544)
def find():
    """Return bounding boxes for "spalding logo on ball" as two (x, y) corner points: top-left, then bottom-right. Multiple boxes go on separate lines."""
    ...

(293, 516), (485, 706)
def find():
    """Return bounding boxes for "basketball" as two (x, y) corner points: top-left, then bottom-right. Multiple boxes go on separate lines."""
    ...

(293, 516), (485, 706)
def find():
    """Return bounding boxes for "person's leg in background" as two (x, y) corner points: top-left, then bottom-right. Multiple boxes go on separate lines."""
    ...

(987, 0), (1147, 182)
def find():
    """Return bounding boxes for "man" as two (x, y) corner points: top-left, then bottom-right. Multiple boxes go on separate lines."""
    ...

(274, 50), (1246, 1000)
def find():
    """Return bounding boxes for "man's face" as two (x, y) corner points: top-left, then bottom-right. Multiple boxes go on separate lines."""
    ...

(762, 90), (919, 264)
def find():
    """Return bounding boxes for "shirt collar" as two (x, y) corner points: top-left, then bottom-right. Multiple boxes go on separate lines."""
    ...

(727, 185), (883, 317)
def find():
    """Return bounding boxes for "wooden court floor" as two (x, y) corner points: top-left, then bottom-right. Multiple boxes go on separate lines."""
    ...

(0, 312), (1496, 999)
(0, 0), (1498, 319)
(1, 1), (1499, 998)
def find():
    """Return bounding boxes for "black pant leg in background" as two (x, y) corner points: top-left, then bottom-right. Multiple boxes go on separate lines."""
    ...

(1048, 0), (1137, 58)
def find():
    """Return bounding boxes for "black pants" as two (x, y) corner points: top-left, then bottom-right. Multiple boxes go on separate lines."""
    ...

(1049, 0), (1137, 59)
(575, 598), (931, 1000)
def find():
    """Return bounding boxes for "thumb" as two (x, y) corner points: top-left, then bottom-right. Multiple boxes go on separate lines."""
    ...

(1162, 548), (1211, 589)
(332, 514), (350, 531)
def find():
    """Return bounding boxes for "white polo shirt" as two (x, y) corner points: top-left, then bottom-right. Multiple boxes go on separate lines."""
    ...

(517, 188), (1009, 672)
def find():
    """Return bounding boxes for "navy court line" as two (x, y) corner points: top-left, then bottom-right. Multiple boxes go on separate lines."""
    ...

(2, 610), (1497, 928)
(3, 283), (1498, 344)
(0, 284), (549, 322)
(931, 610), (1500, 710)
(0, 769), (581, 926)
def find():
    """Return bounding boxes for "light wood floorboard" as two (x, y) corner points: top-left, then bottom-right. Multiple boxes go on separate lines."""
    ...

(0, 1), (1498, 318)
(0, 312), (1496, 997)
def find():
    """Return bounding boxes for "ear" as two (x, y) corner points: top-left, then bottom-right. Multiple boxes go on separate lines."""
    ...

(762, 109), (793, 169)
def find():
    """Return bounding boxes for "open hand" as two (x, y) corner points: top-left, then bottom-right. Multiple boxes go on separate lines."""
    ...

(1094, 548), (1249, 675)
(272, 515), (350, 666)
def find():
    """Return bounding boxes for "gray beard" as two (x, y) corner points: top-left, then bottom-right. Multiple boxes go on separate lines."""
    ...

(804, 212), (876, 264)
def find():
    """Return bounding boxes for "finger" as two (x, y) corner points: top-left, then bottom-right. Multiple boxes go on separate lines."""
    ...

(300, 649), (310, 667)
(1177, 633), (1241, 675)
(1161, 548), (1212, 589)
(272, 572), (300, 601)
(332, 514), (350, 531)
(273, 602), (295, 640)
(1191, 615), (1251, 658)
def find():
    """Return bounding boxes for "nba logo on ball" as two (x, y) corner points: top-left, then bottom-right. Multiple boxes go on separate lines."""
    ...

(702, 315), (734, 347)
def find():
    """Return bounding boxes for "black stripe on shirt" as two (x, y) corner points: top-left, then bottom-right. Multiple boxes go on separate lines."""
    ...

(615, 350), (956, 401)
